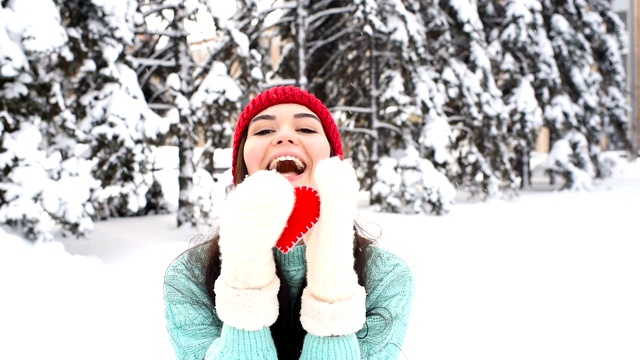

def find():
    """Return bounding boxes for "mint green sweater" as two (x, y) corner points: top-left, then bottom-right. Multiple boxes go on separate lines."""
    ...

(163, 244), (414, 359)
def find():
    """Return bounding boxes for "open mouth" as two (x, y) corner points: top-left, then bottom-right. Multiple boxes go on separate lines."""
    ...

(268, 155), (306, 175)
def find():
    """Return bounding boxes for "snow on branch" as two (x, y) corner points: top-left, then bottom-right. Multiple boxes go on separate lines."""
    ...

(134, 29), (190, 37)
(130, 57), (177, 67)
(140, 4), (179, 18)
(330, 106), (372, 113)
(306, 6), (354, 26)
(257, 1), (297, 16)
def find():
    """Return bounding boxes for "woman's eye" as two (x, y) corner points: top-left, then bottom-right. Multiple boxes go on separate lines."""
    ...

(254, 129), (273, 135)
(298, 128), (317, 134)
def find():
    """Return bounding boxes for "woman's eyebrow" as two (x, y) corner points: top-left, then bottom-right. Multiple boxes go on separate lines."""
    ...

(250, 112), (320, 123)
(250, 114), (276, 123)
(293, 112), (320, 121)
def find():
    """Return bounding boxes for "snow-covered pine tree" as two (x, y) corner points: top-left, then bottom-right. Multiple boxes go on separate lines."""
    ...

(483, 0), (546, 189)
(132, 0), (251, 226)
(137, 1), (200, 226)
(581, 0), (631, 173)
(331, 0), (410, 191)
(404, 0), (455, 174)
(60, 0), (170, 219)
(367, 0), (457, 214)
(539, 0), (621, 189)
(189, 0), (265, 223)
(0, 0), (96, 240)
(434, 0), (514, 198)
(198, 0), (273, 137)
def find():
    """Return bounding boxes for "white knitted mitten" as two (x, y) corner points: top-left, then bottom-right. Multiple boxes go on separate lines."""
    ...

(301, 157), (366, 336)
(214, 170), (294, 331)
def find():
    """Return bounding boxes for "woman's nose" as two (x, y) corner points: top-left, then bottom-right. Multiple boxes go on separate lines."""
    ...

(273, 129), (297, 145)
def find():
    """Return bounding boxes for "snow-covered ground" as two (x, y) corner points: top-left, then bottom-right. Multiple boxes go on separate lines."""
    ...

(1, 153), (639, 360)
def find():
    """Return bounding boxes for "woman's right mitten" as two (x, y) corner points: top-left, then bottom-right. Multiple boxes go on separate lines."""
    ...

(214, 170), (295, 331)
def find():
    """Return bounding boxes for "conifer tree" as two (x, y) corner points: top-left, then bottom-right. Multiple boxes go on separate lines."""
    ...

(482, 0), (547, 188)
(136, 0), (201, 226)
(61, 0), (169, 219)
(429, 0), (514, 198)
(132, 0), (251, 226)
(582, 0), (631, 172)
(539, 0), (627, 189)
(366, 0), (457, 214)
(0, 0), (95, 240)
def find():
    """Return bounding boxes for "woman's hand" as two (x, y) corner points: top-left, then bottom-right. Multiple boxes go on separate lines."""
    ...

(301, 157), (366, 336)
(215, 170), (294, 331)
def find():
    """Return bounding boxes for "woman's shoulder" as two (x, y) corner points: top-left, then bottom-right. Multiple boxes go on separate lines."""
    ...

(364, 245), (415, 294)
(164, 241), (221, 332)
(365, 246), (413, 273)
(164, 241), (210, 292)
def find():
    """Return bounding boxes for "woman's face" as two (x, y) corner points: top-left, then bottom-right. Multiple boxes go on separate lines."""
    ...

(243, 103), (331, 187)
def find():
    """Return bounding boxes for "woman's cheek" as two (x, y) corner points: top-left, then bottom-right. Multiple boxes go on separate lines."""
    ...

(243, 141), (263, 175)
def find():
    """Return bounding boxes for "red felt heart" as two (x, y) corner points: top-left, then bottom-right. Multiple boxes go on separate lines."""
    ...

(276, 186), (321, 254)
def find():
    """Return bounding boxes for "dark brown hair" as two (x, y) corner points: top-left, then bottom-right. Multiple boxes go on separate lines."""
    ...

(203, 130), (376, 359)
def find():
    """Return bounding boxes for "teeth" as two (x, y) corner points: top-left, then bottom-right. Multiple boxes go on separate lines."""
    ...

(268, 156), (305, 171)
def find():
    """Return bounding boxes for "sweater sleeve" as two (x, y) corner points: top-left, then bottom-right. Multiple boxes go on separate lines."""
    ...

(163, 249), (279, 360)
(299, 247), (415, 359)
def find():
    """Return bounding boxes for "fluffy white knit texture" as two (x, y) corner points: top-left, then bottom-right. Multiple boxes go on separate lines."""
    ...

(216, 170), (294, 329)
(214, 276), (281, 331)
(300, 286), (367, 336)
(303, 157), (366, 335)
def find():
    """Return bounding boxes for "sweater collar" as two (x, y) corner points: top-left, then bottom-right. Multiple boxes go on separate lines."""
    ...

(274, 243), (306, 270)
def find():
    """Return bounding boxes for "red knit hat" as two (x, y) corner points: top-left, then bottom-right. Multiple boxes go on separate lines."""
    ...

(231, 86), (343, 184)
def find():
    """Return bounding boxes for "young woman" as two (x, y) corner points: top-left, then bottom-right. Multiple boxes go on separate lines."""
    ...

(163, 86), (415, 359)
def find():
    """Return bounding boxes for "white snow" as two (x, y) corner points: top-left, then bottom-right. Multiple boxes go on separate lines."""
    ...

(1, 152), (639, 360)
